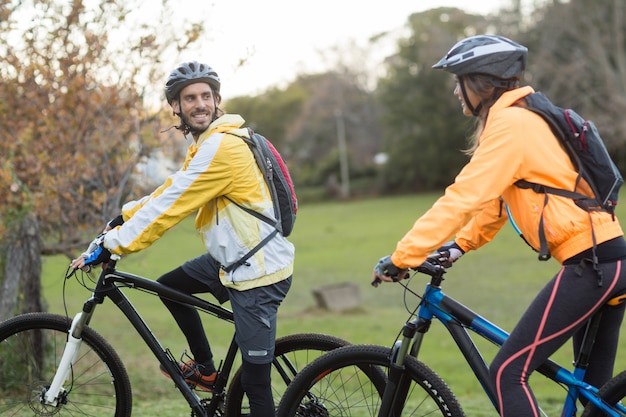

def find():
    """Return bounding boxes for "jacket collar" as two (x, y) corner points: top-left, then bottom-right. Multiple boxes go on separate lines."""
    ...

(196, 114), (246, 146)
(491, 85), (535, 112)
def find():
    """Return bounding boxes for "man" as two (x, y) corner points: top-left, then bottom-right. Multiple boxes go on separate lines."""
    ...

(73, 61), (294, 416)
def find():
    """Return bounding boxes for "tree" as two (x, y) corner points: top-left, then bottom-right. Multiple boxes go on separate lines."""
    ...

(519, 0), (626, 170)
(227, 70), (384, 197)
(377, 8), (490, 192)
(0, 0), (203, 319)
(226, 84), (308, 155)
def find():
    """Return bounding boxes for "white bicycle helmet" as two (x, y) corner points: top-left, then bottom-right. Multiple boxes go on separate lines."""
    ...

(165, 61), (220, 104)
(432, 35), (527, 81)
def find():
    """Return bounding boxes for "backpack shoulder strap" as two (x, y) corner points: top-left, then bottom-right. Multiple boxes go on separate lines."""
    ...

(221, 128), (281, 273)
(224, 128), (280, 228)
(221, 229), (279, 273)
(223, 195), (278, 227)
(514, 179), (595, 209)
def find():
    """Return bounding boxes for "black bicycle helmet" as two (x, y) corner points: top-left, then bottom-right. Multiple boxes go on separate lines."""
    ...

(432, 35), (527, 81)
(165, 61), (221, 104)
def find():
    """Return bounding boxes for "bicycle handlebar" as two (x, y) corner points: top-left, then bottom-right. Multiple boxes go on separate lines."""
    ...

(415, 259), (446, 277)
(371, 256), (446, 287)
(71, 232), (121, 274)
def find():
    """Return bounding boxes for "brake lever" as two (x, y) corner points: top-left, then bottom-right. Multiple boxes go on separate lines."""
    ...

(415, 259), (446, 277)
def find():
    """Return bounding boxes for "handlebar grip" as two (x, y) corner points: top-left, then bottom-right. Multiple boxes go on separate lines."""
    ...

(416, 260), (445, 276)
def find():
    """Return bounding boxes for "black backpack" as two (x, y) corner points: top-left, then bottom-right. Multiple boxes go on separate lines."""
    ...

(223, 128), (297, 272)
(514, 92), (623, 267)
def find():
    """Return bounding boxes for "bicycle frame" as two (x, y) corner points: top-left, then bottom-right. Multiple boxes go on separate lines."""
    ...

(383, 268), (626, 417)
(46, 256), (236, 417)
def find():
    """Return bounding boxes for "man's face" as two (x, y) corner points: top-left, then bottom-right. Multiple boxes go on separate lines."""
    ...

(171, 82), (219, 135)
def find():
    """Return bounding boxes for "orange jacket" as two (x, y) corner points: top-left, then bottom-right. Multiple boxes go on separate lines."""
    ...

(391, 86), (623, 268)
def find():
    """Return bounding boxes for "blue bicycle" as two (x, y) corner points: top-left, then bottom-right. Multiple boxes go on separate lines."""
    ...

(277, 260), (626, 417)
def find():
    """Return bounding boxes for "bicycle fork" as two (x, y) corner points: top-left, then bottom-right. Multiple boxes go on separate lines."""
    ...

(43, 300), (95, 406)
(378, 318), (424, 417)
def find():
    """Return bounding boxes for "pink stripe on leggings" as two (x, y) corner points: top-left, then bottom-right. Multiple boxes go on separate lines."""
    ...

(495, 262), (621, 417)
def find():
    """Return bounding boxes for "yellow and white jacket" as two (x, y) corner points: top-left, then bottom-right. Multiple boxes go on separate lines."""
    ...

(391, 86), (623, 268)
(104, 114), (294, 290)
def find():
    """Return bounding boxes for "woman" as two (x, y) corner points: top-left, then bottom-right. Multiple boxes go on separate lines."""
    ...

(371, 35), (626, 417)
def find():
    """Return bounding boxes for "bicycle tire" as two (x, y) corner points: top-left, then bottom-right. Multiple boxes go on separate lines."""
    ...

(0, 312), (132, 417)
(277, 344), (465, 417)
(582, 369), (626, 417)
(223, 333), (350, 417)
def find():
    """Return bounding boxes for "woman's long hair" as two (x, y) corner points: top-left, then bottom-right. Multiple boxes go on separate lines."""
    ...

(463, 74), (518, 155)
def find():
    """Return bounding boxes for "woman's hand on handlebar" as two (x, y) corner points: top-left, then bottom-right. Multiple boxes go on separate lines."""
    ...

(371, 255), (409, 287)
(371, 254), (449, 287)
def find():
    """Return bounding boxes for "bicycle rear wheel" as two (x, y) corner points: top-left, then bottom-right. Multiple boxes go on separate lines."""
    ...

(277, 344), (465, 417)
(224, 333), (350, 416)
(582, 370), (626, 417)
(0, 312), (132, 417)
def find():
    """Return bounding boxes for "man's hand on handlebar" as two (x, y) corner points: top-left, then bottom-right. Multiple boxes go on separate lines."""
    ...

(70, 233), (111, 271)
(70, 256), (87, 270)
(70, 215), (123, 271)
(371, 255), (408, 287)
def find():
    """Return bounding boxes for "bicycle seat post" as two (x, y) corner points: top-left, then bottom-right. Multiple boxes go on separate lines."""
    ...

(574, 310), (603, 371)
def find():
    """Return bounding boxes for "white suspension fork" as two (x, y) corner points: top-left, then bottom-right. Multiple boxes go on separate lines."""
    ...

(43, 312), (86, 405)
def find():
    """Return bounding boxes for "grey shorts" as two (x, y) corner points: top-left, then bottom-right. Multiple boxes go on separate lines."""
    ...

(181, 253), (292, 364)
(181, 253), (229, 304)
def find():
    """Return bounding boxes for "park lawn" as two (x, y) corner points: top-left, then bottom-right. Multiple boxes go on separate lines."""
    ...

(41, 193), (626, 416)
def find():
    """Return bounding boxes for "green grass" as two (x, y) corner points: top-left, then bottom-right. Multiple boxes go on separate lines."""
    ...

(40, 193), (626, 416)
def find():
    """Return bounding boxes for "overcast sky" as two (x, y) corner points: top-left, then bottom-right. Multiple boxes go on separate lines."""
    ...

(166, 0), (513, 97)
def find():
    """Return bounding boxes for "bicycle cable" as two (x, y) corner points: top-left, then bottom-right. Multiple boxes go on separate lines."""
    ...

(62, 265), (98, 320)
(397, 269), (471, 331)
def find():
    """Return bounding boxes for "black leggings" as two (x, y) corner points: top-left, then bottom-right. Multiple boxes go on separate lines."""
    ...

(157, 266), (276, 416)
(157, 267), (216, 370)
(489, 260), (626, 417)
(241, 361), (274, 416)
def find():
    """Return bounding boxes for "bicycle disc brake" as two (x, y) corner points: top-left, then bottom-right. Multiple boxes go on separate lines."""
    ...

(297, 396), (330, 417)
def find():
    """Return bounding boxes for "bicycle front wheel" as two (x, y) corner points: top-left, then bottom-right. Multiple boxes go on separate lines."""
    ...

(277, 344), (465, 417)
(0, 312), (132, 417)
(224, 332), (350, 416)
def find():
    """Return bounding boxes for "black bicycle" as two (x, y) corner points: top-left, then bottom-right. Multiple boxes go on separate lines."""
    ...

(277, 260), (626, 417)
(0, 254), (348, 417)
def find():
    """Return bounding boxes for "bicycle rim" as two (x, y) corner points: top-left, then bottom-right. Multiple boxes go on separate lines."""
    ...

(224, 333), (350, 416)
(0, 312), (132, 417)
(277, 344), (465, 417)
